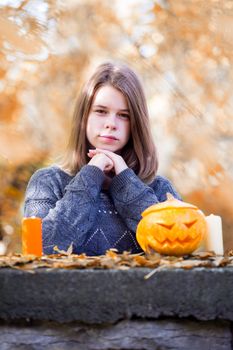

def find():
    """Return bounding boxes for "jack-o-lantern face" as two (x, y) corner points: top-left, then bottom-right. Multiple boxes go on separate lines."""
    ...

(136, 193), (207, 256)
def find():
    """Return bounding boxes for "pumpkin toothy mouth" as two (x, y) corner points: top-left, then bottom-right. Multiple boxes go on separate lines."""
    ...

(147, 235), (202, 254)
(156, 236), (201, 246)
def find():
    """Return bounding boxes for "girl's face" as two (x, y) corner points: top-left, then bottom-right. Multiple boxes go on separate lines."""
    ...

(86, 85), (131, 153)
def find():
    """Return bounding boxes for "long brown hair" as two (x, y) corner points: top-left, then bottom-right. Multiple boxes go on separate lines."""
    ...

(61, 61), (158, 183)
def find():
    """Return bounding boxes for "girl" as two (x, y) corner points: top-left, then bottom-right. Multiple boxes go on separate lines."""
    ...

(24, 61), (181, 256)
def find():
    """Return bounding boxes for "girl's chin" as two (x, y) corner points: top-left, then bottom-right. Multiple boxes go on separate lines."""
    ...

(97, 145), (121, 153)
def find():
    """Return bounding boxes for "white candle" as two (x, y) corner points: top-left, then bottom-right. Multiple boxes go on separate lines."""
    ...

(204, 214), (224, 255)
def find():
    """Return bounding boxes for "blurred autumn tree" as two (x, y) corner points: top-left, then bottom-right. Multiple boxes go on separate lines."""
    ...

(0, 0), (232, 254)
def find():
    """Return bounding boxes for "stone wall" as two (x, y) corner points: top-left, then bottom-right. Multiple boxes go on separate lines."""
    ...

(1, 268), (233, 349)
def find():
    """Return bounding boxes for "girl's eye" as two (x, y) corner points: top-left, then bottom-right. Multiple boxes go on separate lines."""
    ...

(95, 109), (107, 114)
(119, 113), (130, 119)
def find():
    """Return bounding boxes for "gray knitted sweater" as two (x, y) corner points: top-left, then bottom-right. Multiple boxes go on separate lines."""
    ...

(24, 165), (181, 255)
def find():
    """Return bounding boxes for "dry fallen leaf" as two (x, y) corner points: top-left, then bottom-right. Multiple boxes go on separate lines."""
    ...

(0, 249), (232, 274)
(191, 251), (216, 259)
(53, 243), (73, 256)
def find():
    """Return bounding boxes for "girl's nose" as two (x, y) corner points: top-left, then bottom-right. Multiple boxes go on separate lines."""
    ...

(104, 114), (117, 129)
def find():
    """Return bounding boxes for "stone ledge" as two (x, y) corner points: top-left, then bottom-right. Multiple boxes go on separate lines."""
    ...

(0, 267), (233, 323)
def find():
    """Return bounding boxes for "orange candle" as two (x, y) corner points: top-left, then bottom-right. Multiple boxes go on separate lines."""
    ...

(22, 217), (42, 256)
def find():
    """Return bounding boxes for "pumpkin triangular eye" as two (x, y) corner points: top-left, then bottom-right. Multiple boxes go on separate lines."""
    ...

(184, 220), (197, 228)
(157, 223), (175, 230)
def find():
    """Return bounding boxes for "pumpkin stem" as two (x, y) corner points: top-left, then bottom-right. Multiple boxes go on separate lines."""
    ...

(166, 192), (175, 201)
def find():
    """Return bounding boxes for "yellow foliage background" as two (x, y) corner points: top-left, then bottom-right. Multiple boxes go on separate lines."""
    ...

(0, 0), (232, 254)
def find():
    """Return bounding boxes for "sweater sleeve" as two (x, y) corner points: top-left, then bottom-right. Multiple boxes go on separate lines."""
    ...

(109, 169), (181, 233)
(24, 165), (105, 254)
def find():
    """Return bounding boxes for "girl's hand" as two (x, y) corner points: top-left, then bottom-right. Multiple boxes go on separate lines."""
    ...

(88, 149), (128, 175)
(87, 152), (114, 172)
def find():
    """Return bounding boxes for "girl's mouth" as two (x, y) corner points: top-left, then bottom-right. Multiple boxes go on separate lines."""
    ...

(99, 135), (118, 141)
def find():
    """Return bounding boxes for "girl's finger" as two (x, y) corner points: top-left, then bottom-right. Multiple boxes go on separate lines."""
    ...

(105, 164), (113, 171)
(87, 149), (97, 158)
(95, 148), (116, 159)
(105, 162), (114, 170)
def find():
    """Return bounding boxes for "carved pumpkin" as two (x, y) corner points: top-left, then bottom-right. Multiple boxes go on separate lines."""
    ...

(136, 193), (207, 256)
